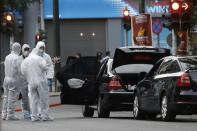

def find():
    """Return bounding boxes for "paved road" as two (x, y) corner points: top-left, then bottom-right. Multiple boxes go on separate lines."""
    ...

(1, 102), (197, 131)
(1, 94), (197, 131)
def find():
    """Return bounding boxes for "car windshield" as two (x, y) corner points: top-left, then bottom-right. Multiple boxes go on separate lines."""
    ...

(179, 57), (197, 71)
(114, 64), (153, 74)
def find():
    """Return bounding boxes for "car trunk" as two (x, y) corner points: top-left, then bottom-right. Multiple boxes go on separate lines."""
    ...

(112, 47), (171, 70)
(179, 57), (197, 92)
(117, 73), (143, 86)
(112, 47), (170, 87)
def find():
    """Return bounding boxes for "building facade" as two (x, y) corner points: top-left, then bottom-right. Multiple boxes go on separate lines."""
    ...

(43, 0), (171, 65)
(0, 0), (173, 87)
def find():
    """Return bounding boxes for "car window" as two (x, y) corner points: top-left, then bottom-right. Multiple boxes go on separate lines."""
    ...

(165, 60), (181, 73)
(179, 57), (197, 71)
(147, 59), (163, 77)
(66, 56), (77, 65)
(70, 59), (98, 75)
(114, 64), (153, 74)
(72, 62), (87, 75)
(157, 58), (173, 75)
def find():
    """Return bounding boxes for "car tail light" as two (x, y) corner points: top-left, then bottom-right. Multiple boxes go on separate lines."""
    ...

(177, 73), (190, 87)
(108, 76), (122, 91)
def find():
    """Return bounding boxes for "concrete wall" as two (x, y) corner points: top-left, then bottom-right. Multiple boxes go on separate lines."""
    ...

(0, 33), (10, 88)
(45, 19), (107, 66)
(23, 2), (40, 48)
(45, 19), (123, 65)
(106, 19), (123, 57)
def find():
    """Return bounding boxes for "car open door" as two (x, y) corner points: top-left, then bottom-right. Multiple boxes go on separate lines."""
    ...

(56, 56), (100, 105)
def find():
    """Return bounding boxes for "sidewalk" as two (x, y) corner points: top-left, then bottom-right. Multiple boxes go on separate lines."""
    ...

(0, 92), (61, 114)
(14, 92), (61, 112)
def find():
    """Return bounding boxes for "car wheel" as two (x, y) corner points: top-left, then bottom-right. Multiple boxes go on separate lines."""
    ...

(82, 105), (94, 117)
(161, 95), (176, 121)
(97, 95), (110, 118)
(133, 95), (145, 120)
(60, 92), (66, 104)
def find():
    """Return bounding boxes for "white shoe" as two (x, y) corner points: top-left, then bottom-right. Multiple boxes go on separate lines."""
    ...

(41, 116), (54, 121)
(2, 115), (7, 120)
(6, 116), (20, 120)
(31, 118), (40, 122)
(31, 117), (40, 122)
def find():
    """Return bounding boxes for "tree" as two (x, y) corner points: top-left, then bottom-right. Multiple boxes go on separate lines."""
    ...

(0, 0), (38, 32)
(0, 0), (38, 11)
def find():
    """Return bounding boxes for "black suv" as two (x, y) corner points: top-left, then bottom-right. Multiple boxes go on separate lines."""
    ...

(133, 56), (197, 121)
(57, 56), (100, 106)
(95, 47), (171, 118)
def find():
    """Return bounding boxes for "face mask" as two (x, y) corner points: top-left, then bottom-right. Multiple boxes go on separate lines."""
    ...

(23, 51), (30, 57)
(38, 48), (45, 56)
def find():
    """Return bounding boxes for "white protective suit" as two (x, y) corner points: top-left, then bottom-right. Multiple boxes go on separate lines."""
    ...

(36, 41), (54, 92)
(2, 42), (22, 120)
(36, 41), (54, 79)
(21, 48), (52, 121)
(19, 44), (31, 119)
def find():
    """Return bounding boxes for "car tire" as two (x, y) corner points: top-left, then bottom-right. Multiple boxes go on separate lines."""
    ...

(160, 95), (176, 121)
(60, 92), (66, 104)
(97, 95), (110, 118)
(82, 105), (94, 117)
(133, 95), (145, 120)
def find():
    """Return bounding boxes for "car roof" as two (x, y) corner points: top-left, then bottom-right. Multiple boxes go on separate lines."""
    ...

(118, 46), (170, 53)
(164, 55), (197, 61)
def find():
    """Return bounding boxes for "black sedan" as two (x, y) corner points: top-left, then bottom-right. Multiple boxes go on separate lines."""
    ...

(96, 47), (170, 118)
(133, 56), (197, 121)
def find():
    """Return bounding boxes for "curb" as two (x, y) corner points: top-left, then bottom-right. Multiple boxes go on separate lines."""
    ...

(49, 94), (60, 97)
(49, 92), (60, 97)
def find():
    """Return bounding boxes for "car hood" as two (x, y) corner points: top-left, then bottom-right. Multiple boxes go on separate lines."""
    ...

(112, 47), (171, 70)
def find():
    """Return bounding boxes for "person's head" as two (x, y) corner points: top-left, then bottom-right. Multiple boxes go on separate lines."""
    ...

(36, 41), (45, 56)
(74, 53), (81, 59)
(96, 51), (103, 60)
(106, 51), (110, 56)
(11, 42), (21, 55)
(22, 44), (31, 57)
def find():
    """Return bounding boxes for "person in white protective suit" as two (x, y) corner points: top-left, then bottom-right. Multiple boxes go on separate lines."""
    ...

(1, 42), (22, 120)
(35, 41), (54, 92)
(19, 44), (31, 119)
(21, 48), (53, 121)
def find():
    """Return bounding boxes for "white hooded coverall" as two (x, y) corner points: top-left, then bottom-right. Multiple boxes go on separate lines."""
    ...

(2, 42), (22, 120)
(19, 44), (31, 119)
(36, 41), (54, 91)
(21, 48), (51, 121)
